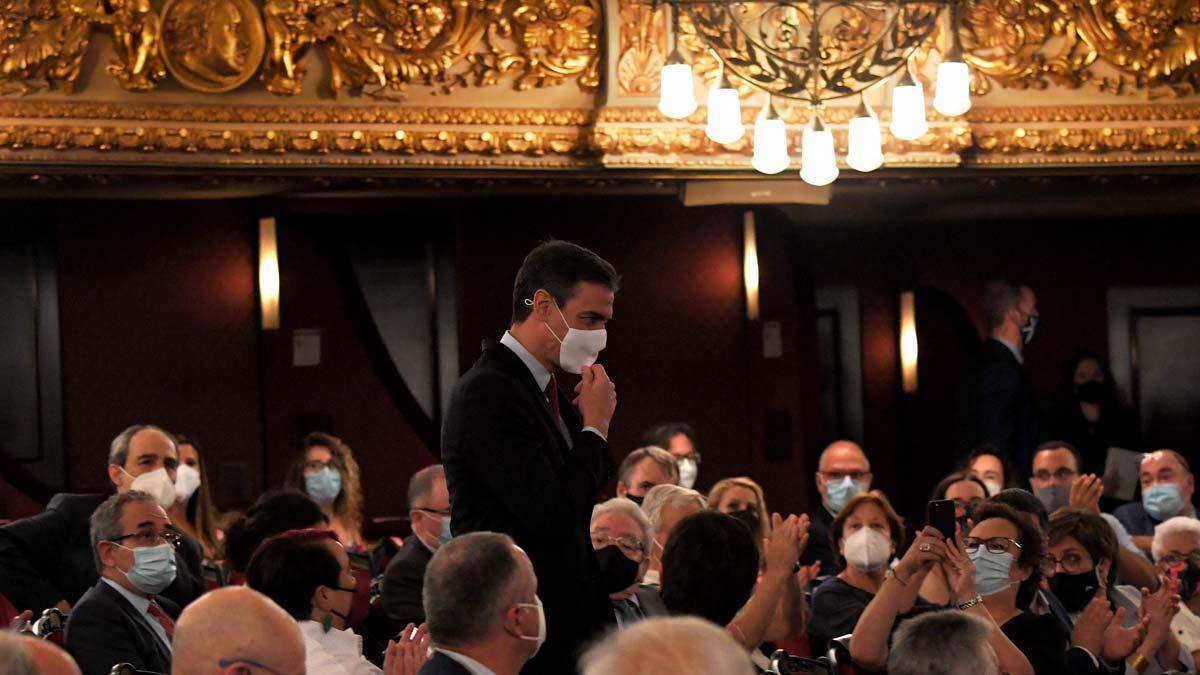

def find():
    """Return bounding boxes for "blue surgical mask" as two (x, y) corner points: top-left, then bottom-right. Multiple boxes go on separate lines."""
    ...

(971, 548), (1015, 596)
(438, 515), (453, 545)
(305, 468), (342, 504)
(824, 476), (866, 514)
(116, 543), (178, 595)
(1144, 483), (1186, 521)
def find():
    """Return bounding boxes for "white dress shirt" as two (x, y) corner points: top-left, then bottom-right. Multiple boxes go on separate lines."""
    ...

(436, 648), (498, 675)
(298, 620), (382, 675)
(499, 331), (607, 442)
(101, 578), (171, 654)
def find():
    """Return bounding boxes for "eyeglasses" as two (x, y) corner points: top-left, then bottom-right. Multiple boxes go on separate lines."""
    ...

(677, 452), (703, 465)
(218, 658), (293, 675)
(964, 536), (1022, 555)
(304, 460), (342, 472)
(1159, 551), (1200, 566)
(416, 507), (450, 518)
(591, 532), (644, 559)
(1043, 552), (1092, 574)
(1032, 468), (1077, 482)
(110, 529), (182, 549)
(821, 471), (870, 482)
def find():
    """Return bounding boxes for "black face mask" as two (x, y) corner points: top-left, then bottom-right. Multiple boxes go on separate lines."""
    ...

(596, 545), (641, 593)
(730, 509), (759, 535)
(625, 493), (645, 507)
(1075, 380), (1107, 405)
(1049, 569), (1101, 614)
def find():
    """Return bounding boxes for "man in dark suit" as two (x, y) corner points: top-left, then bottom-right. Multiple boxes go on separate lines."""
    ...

(799, 440), (873, 578)
(0, 425), (205, 617)
(442, 240), (618, 674)
(958, 282), (1041, 480)
(420, 532), (543, 675)
(65, 491), (181, 675)
(383, 464), (449, 626)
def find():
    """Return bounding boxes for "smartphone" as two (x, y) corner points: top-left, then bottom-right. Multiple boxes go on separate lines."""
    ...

(926, 499), (957, 541)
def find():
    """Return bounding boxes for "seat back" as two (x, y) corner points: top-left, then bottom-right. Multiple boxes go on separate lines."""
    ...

(767, 649), (833, 675)
(348, 564), (373, 628)
(0, 593), (19, 628)
(826, 634), (867, 675)
(33, 608), (67, 644)
(110, 664), (164, 675)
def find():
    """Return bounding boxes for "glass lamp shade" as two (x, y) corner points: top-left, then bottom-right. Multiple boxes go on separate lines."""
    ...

(751, 118), (790, 174)
(846, 113), (883, 173)
(799, 122), (839, 186)
(705, 86), (745, 144)
(890, 81), (928, 141)
(658, 61), (698, 119)
(933, 60), (972, 117)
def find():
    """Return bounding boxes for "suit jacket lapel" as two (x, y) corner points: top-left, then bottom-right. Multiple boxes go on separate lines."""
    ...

(100, 583), (172, 666)
(482, 341), (572, 464)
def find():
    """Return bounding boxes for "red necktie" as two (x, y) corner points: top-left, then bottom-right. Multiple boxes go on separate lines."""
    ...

(147, 601), (175, 640)
(545, 376), (561, 422)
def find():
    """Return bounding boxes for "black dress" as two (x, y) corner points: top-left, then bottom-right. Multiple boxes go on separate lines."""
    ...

(807, 576), (938, 656)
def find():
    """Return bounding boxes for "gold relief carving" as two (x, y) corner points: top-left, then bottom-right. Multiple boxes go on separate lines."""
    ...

(591, 125), (972, 157)
(616, 0), (665, 96)
(103, 0), (168, 91)
(160, 0), (266, 93)
(972, 125), (1200, 158)
(960, 0), (1092, 93)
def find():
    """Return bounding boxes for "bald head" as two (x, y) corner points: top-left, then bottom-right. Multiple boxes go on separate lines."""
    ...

(581, 617), (755, 675)
(819, 441), (869, 473)
(0, 631), (81, 675)
(171, 587), (305, 675)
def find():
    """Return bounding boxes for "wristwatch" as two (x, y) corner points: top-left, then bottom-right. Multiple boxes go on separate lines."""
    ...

(957, 594), (983, 610)
(1126, 652), (1149, 674)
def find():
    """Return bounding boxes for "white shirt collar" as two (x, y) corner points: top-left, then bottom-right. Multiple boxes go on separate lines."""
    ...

(435, 648), (498, 675)
(500, 331), (552, 393)
(299, 620), (372, 671)
(102, 577), (150, 615)
(991, 336), (1023, 365)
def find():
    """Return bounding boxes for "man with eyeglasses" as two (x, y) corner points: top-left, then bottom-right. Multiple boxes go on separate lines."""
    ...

(172, 586), (307, 675)
(64, 490), (183, 675)
(800, 440), (873, 578)
(1152, 516), (1200, 666)
(589, 499), (665, 629)
(0, 425), (206, 619)
(383, 464), (450, 630)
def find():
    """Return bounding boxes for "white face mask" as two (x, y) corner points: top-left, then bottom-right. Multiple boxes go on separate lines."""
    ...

(982, 479), (1002, 497)
(677, 458), (698, 489)
(174, 464), (202, 503)
(842, 527), (892, 572)
(538, 298), (607, 375)
(123, 467), (177, 510)
(515, 595), (547, 658)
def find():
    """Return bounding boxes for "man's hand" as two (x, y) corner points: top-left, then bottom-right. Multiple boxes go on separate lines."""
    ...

(575, 364), (616, 437)
(1069, 474), (1104, 514)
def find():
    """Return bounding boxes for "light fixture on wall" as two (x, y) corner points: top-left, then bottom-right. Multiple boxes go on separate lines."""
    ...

(743, 211), (760, 321)
(652, 0), (971, 186)
(259, 217), (280, 330)
(900, 291), (918, 393)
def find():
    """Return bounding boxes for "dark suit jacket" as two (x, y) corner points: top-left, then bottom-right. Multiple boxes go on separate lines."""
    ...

(382, 533), (433, 625)
(798, 506), (836, 578)
(957, 338), (1040, 478)
(417, 651), (474, 675)
(0, 493), (206, 615)
(64, 580), (178, 675)
(442, 340), (615, 675)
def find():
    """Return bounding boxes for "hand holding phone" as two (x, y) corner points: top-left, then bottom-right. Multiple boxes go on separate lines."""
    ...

(926, 499), (957, 541)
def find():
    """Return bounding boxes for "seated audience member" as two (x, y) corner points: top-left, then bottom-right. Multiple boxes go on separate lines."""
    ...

(850, 504), (1036, 675)
(64, 491), (181, 675)
(1115, 450), (1197, 551)
(808, 491), (919, 653)
(247, 528), (417, 675)
(171, 586), (306, 675)
(384, 464), (450, 628)
(615, 446), (678, 506)
(419, 532), (543, 675)
(887, 609), (999, 675)
(1152, 517), (1200, 665)
(168, 434), (222, 561)
(0, 631), (82, 675)
(968, 445), (1012, 497)
(707, 477), (771, 546)
(0, 425), (205, 616)
(580, 616), (756, 675)
(1031, 442), (1158, 589)
(1047, 509), (1193, 675)
(639, 484), (705, 587)
(919, 471), (988, 604)
(800, 441), (873, 577)
(590, 498), (664, 627)
(223, 489), (328, 577)
(284, 432), (367, 552)
(642, 423), (702, 490)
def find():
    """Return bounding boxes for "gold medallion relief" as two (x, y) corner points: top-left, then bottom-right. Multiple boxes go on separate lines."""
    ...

(159, 0), (267, 92)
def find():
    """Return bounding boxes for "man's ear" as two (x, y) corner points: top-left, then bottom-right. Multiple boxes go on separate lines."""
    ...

(107, 464), (125, 492)
(97, 540), (118, 569)
(616, 482), (628, 498)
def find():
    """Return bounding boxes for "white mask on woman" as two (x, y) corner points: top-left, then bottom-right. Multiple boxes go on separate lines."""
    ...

(174, 464), (202, 503)
(842, 527), (892, 572)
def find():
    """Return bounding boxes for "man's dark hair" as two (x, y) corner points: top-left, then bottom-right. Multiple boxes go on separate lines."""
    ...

(641, 422), (698, 453)
(1034, 441), (1084, 472)
(511, 241), (619, 324)
(989, 488), (1049, 530)
(971, 501), (1045, 610)
(981, 281), (1025, 329)
(108, 424), (177, 469)
(224, 490), (329, 573)
(1046, 508), (1119, 588)
(423, 532), (524, 647)
(962, 444), (1015, 490)
(408, 464), (445, 510)
(246, 529), (343, 621)
(661, 510), (760, 626)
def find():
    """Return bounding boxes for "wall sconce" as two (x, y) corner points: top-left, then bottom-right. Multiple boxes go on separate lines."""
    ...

(900, 291), (917, 393)
(743, 211), (760, 321)
(259, 217), (280, 330)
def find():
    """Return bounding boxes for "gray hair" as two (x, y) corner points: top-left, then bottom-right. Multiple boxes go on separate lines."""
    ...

(0, 632), (37, 675)
(423, 532), (526, 648)
(817, 440), (871, 473)
(641, 484), (706, 534)
(90, 490), (159, 574)
(108, 424), (176, 468)
(408, 464), (445, 509)
(618, 446), (679, 487)
(888, 610), (998, 675)
(592, 498), (655, 557)
(1152, 516), (1200, 561)
(581, 617), (755, 675)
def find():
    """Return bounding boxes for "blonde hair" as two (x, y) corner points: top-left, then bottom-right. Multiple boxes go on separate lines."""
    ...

(707, 477), (769, 541)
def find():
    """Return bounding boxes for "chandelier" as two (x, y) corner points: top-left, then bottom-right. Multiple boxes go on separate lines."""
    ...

(652, 0), (971, 185)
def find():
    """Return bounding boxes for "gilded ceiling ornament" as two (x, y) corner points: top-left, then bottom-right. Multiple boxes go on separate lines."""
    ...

(1072, 0), (1200, 95)
(160, 0), (266, 92)
(616, 0), (666, 95)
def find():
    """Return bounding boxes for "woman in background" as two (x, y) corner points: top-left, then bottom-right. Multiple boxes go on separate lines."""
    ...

(169, 434), (222, 560)
(285, 432), (366, 552)
(1045, 352), (1140, 477)
(708, 477), (770, 545)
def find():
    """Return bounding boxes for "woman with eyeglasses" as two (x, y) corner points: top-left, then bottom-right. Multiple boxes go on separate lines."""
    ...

(284, 432), (366, 553)
(1047, 508), (1192, 674)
